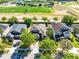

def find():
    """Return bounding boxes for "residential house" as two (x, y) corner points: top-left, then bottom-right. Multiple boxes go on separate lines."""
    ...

(51, 22), (70, 40)
(30, 24), (47, 40)
(7, 24), (27, 40)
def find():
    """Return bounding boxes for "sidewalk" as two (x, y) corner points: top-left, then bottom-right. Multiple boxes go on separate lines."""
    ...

(24, 41), (39, 59)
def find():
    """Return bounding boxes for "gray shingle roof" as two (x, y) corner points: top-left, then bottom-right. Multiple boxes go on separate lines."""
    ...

(7, 24), (27, 38)
(0, 24), (9, 31)
(12, 24), (27, 33)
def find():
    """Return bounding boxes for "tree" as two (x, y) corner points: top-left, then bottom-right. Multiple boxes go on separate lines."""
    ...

(39, 3), (42, 7)
(0, 28), (3, 38)
(53, 17), (59, 21)
(8, 16), (17, 25)
(62, 15), (76, 26)
(1, 16), (7, 21)
(49, 2), (54, 8)
(50, 2), (54, 6)
(24, 18), (33, 28)
(39, 54), (54, 59)
(24, 10), (27, 14)
(0, 44), (4, 55)
(60, 39), (73, 52)
(46, 27), (53, 38)
(73, 28), (79, 34)
(39, 38), (58, 55)
(20, 29), (36, 48)
(73, 17), (77, 21)
(62, 53), (79, 59)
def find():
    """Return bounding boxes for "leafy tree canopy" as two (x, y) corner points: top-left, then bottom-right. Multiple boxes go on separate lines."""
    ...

(39, 38), (58, 54)
(39, 54), (54, 59)
(24, 18), (33, 27)
(8, 16), (17, 25)
(62, 53), (79, 59)
(46, 27), (53, 38)
(60, 39), (72, 51)
(20, 29), (36, 48)
(62, 15), (77, 26)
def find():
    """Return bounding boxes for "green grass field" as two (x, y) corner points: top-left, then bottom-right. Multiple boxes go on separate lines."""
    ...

(0, 6), (53, 13)
(0, 0), (15, 3)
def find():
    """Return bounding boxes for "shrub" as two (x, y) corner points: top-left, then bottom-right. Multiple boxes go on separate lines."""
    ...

(42, 17), (48, 21)
(1, 16), (7, 21)
(32, 16), (37, 20)
(53, 17), (59, 21)
(23, 17), (27, 20)
(8, 16), (17, 25)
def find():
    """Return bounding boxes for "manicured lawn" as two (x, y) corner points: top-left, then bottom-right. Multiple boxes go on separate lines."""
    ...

(0, 6), (54, 13)
(0, 0), (15, 3)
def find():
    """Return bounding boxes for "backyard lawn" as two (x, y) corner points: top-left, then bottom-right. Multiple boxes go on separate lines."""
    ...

(0, 6), (54, 13)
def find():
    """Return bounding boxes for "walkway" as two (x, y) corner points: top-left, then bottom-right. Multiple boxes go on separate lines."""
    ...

(24, 41), (39, 59)
(0, 40), (19, 59)
(0, 47), (18, 59)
